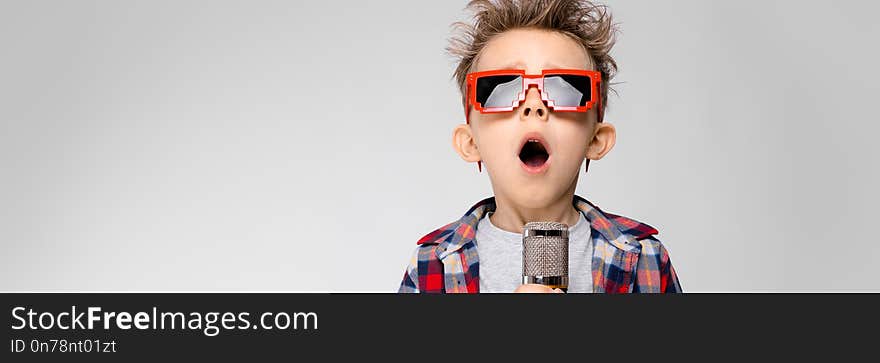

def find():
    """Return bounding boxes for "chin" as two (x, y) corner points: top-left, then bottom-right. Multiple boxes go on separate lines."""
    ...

(505, 171), (579, 209)
(508, 186), (563, 210)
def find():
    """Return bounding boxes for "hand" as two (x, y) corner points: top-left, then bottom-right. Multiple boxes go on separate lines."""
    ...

(514, 284), (564, 293)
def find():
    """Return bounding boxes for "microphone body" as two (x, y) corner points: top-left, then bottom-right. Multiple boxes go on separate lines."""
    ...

(522, 221), (569, 292)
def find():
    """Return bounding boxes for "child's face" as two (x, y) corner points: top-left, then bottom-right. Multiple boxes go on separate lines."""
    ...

(453, 28), (616, 209)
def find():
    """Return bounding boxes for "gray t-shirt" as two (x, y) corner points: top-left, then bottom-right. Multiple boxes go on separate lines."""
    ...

(475, 212), (593, 293)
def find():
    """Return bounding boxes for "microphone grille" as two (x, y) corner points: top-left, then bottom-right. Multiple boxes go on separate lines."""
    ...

(522, 221), (569, 277)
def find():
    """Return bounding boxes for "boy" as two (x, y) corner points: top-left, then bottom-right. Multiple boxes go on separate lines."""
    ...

(398, 0), (682, 293)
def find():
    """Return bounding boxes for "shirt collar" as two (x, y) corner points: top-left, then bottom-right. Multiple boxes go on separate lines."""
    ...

(417, 195), (658, 258)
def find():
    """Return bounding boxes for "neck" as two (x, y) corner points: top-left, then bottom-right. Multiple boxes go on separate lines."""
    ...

(489, 192), (581, 234)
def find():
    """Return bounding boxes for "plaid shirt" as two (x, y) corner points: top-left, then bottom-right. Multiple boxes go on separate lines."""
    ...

(398, 195), (682, 293)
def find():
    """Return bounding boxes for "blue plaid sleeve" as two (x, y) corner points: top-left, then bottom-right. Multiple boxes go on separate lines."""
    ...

(397, 248), (420, 293)
(659, 241), (682, 293)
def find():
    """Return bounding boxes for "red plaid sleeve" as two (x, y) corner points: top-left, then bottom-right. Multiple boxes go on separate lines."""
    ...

(397, 245), (446, 293)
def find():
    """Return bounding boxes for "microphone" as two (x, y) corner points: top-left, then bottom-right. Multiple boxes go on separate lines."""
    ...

(522, 221), (569, 292)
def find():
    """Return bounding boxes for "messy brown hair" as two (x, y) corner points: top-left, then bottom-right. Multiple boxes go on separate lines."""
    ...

(448, 0), (618, 120)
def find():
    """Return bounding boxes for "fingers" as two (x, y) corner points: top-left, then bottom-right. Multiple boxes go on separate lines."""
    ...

(514, 284), (560, 293)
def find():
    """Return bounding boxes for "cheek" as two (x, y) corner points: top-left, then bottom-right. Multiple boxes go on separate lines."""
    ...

(472, 119), (518, 160)
(553, 122), (594, 158)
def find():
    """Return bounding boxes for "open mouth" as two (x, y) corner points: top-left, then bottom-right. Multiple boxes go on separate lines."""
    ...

(518, 134), (551, 172)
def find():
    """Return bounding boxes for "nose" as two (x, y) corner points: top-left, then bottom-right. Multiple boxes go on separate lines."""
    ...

(520, 86), (548, 121)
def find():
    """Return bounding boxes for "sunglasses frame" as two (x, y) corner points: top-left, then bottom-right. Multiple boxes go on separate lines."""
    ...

(465, 68), (602, 122)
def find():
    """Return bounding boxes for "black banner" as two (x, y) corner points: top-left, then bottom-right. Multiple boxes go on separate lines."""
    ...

(2, 293), (876, 361)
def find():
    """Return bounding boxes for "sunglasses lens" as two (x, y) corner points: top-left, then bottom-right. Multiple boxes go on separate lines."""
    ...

(476, 75), (522, 108)
(543, 75), (591, 107)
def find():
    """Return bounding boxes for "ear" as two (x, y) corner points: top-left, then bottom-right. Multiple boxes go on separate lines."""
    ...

(452, 124), (481, 163)
(586, 122), (616, 160)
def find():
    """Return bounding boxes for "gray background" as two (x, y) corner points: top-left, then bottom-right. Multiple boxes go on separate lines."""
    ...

(1, 0), (878, 292)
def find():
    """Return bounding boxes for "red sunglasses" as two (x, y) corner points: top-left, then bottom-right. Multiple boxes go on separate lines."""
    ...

(465, 68), (602, 123)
